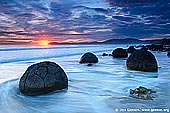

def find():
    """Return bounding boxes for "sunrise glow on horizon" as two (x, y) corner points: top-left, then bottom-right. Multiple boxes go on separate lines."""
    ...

(0, 0), (169, 45)
(35, 40), (51, 46)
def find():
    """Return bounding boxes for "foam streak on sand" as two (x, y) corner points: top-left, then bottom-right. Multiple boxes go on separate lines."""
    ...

(0, 45), (170, 113)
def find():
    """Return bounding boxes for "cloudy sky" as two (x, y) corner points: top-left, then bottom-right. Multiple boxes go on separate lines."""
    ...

(0, 0), (170, 45)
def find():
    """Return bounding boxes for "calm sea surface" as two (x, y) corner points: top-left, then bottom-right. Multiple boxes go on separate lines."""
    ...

(0, 44), (169, 113)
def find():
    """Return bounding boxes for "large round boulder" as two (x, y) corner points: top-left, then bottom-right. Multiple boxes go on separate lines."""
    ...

(112, 48), (128, 58)
(127, 46), (136, 53)
(19, 61), (68, 96)
(79, 52), (98, 63)
(126, 50), (158, 72)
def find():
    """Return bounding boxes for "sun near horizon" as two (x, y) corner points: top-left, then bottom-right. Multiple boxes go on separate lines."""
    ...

(36, 40), (51, 46)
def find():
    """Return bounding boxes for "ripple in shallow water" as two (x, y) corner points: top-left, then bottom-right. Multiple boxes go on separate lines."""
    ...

(0, 79), (70, 113)
(0, 79), (114, 113)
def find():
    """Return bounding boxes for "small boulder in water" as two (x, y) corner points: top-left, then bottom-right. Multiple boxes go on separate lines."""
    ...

(79, 52), (98, 63)
(130, 86), (156, 100)
(102, 53), (108, 56)
(19, 61), (68, 96)
(126, 50), (158, 72)
(112, 48), (128, 58)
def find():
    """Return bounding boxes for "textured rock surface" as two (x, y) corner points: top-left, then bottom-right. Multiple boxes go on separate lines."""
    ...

(130, 86), (156, 100)
(112, 48), (128, 58)
(79, 52), (98, 63)
(126, 50), (158, 72)
(19, 61), (68, 96)
(127, 46), (136, 53)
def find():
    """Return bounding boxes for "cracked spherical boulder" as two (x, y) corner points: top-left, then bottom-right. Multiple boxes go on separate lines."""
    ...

(19, 61), (68, 96)
(79, 52), (98, 63)
(126, 50), (158, 72)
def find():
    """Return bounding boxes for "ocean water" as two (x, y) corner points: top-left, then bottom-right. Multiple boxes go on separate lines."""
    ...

(0, 44), (170, 113)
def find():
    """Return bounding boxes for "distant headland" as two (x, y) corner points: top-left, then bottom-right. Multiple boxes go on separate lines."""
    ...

(0, 38), (169, 46)
(50, 38), (170, 45)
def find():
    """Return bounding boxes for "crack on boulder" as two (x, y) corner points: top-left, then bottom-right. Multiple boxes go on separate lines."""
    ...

(19, 61), (68, 96)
